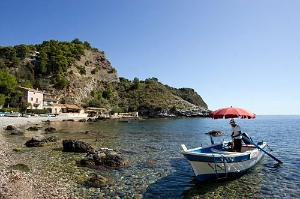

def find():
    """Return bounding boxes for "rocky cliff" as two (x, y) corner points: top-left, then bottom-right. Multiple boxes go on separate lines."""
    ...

(48, 50), (209, 116)
(53, 50), (119, 105)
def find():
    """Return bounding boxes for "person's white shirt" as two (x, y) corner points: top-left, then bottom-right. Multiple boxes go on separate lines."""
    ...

(231, 124), (242, 139)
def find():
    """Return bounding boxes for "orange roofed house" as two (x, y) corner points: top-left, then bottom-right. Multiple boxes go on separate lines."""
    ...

(45, 103), (87, 117)
(16, 86), (87, 117)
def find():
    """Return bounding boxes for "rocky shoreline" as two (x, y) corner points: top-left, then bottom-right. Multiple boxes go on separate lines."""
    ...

(0, 116), (81, 199)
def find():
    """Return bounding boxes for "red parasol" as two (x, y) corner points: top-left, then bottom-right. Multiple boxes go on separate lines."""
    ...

(209, 106), (256, 119)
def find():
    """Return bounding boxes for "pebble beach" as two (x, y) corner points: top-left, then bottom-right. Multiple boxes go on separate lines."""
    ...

(0, 115), (75, 129)
(0, 116), (80, 199)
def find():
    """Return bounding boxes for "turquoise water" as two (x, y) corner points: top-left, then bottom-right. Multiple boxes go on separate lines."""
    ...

(3, 115), (300, 198)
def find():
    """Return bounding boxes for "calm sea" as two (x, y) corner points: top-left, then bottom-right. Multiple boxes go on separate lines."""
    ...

(3, 115), (300, 198)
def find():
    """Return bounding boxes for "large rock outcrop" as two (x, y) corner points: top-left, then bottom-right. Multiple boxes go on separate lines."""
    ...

(62, 139), (94, 152)
(80, 148), (129, 168)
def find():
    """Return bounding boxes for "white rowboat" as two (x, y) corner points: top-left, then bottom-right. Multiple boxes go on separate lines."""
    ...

(181, 139), (266, 182)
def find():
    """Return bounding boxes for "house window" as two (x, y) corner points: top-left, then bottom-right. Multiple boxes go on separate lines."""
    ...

(36, 98), (38, 103)
(31, 97), (33, 101)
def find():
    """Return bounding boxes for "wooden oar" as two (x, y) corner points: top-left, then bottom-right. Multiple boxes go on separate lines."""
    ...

(242, 136), (283, 164)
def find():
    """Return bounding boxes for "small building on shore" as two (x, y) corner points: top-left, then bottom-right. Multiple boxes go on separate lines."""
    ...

(85, 107), (109, 118)
(111, 112), (139, 119)
(16, 86), (44, 110)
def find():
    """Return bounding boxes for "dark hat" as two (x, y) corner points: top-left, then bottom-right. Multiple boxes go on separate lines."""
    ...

(229, 119), (235, 124)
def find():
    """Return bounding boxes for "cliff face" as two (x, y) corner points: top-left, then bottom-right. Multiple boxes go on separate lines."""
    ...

(4, 48), (208, 115)
(50, 49), (209, 115)
(53, 50), (119, 105)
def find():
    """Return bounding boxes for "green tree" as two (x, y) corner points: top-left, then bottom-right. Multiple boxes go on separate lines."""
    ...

(18, 98), (31, 112)
(0, 46), (16, 60)
(10, 57), (20, 68)
(88, 99), (102, 107)
(14, 44), (29, 58)
(54, 73), (67, 89)
(102, 87), (113, 99)
(128, 105), (137, 112)
(170, 105), (177, 113)
(0, 94), (6, 108)
(36, 50), (48, 74)
(91, 67), (99, 74)
(109, 68), (116, 73)
(132, 77), (140, 89)
(0, 59), (5, 68)
(83, 41), (92, 49)
(71, 38), (83, 45)
(97, 92), (102, 100)
(0, 70), (18, 95)
(21, 80), (33, 88)
(91, 90), (96, 97)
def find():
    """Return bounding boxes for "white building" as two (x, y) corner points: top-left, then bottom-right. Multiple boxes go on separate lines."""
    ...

(16, 86), (44, 110)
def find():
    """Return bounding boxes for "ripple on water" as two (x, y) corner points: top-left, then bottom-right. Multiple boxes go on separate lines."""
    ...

(2, 117), (300, 198)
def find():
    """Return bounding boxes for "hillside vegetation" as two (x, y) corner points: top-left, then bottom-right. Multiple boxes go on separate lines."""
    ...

(0, 39), (208, 117)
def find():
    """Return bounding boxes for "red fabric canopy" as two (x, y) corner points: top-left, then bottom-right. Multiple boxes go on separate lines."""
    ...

(209, 106), (256, 119)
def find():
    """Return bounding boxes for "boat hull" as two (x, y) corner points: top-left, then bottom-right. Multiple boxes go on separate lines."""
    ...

(182, 142), (266, 182)
(5, 113), (21, 117)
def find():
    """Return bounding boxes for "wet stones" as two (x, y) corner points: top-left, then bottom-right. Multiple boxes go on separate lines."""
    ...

(25, 135), (46, 147)
(10, 128), (25, 135)
(87, 118), (96, 122)
(8, 163), (30, 172)
(205, 130), (226, 136)
(27, 126), (41, 131)
(84, 173), (113, 188)
(62, 139), (94, 152)
(4, 125), (22, 134)
(25, 135), (60, 147)
(44, 127), (56, 133)
(80, 148), (129, 168)
(5, 125), (16, 130)
(46, 136), (59, 142)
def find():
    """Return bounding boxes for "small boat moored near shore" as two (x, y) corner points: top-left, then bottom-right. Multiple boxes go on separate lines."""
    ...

(5, 112), (22, 117)
(181, 138), (267, 182)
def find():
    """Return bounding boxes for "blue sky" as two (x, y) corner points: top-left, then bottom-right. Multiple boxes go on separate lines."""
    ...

(1, 0), (300, 115)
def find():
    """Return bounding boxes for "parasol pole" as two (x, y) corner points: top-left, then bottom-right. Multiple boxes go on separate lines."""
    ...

(210, 135), (214, 145)
(242, 136), (282, 164)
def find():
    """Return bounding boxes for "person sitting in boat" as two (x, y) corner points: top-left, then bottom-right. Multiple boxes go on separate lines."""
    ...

(230, 119), (242, 152)
(227, 141), (234, 152)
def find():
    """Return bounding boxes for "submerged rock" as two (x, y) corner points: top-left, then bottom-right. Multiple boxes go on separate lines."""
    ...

(87, 118), (97, 122)
(62, 139), (94, 152)
(25, 135), (46, 147)
(8, 164), (30, 172)
(45, 136), (59, 142)
(25, 135), (59, 147)
(27, 126), (41, 131)
(84, 173), (112, 188)
(5, 125), (16, 130)
(205, 130), (226, 136)
(44, 127), (56, 133)
(11, 128), (25, 135)
(80, 148), (129, 168)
